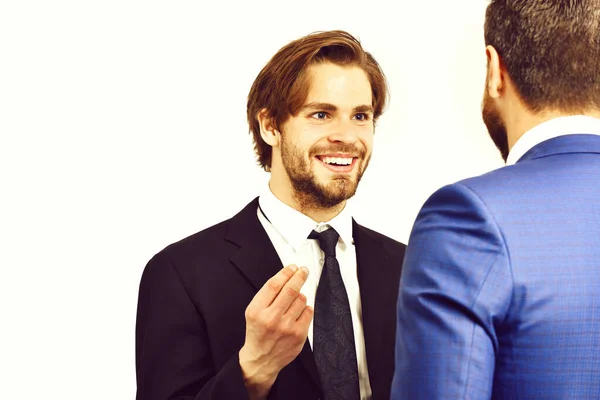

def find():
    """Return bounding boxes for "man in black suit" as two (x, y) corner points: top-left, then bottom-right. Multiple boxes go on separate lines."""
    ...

(135, 30), (406, 400)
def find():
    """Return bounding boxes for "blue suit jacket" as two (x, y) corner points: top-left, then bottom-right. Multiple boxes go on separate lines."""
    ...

(392, 134), (600, 399)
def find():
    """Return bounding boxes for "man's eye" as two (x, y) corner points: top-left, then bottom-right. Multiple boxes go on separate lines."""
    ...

(312, 112), (328, 119)
(354, 113), (370, 121)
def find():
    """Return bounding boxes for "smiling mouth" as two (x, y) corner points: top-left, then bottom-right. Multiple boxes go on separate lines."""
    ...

(315, 155), (358, 172)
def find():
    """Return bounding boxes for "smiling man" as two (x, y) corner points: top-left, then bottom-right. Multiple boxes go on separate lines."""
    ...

(135, 30), (406, 400)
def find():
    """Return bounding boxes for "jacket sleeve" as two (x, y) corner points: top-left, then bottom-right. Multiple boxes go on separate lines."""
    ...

(135, 251), (250, 400)
(391, 183), (513, 399)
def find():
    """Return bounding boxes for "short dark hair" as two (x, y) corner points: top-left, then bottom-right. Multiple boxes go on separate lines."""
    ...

(484, 0), (600, 113)
(247, 30), (388, 171)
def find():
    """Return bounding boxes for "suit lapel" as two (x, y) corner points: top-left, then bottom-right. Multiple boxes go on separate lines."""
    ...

(227, 198), (283, 292)
(353, 221), (397, 391)
(225, 198), (322, 392)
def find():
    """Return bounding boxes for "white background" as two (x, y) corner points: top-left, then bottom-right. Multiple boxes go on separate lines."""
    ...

(1, 1), (502, 398)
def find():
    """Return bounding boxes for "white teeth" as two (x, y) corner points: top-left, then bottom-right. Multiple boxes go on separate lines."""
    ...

(322, 157), (352, 165)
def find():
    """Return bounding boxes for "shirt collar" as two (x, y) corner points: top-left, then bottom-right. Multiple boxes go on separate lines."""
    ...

(506, 115), (600, 165)
(258, 184), (354, 251)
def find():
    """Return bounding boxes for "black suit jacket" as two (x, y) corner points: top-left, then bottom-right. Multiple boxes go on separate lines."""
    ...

(136, 198), (406, 400)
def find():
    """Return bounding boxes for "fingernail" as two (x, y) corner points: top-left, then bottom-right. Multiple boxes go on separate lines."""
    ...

(289, 265), (298, 272)
(301, 266), (309, 275)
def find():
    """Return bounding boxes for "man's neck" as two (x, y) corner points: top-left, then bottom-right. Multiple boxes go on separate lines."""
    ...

(268, 181), (346, 223)
(507, 108), (600, 151)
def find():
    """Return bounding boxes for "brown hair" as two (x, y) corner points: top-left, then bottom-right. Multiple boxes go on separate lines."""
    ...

(247, 30), (388, 171)
(484, 0), (600, 113)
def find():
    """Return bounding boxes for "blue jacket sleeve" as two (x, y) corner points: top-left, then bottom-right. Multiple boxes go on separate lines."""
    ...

(391, 183), (513, 399)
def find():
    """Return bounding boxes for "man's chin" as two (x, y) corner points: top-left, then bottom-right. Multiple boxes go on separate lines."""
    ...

(290, 169), (362, 208)
(319, 179), (359, 202)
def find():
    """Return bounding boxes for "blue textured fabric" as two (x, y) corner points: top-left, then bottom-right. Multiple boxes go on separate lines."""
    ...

(392, 134), (600, 399)
(310, 228), (360, 400)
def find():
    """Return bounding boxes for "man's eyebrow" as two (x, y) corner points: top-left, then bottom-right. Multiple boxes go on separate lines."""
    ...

(300, 102), (338, 112)
(353, 105), (374, 114)
(299, 103), (374, 113)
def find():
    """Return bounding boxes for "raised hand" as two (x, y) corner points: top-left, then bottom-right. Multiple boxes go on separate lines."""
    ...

(239, 264), (313, 399)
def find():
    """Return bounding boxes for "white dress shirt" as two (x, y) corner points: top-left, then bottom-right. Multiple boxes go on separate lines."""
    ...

(506, 115), (600, 165)
(257, 185), (372, 400)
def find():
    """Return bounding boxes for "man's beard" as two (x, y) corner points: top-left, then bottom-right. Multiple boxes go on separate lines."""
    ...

(280, 138), (369, 210)
(482, 91), (509, 162)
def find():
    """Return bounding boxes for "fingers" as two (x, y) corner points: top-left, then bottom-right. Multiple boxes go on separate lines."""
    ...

(270, 266), (309, 314)
(284, 293), (308, 321)
(251, 265), (298, 309)
(296, 305), (314, 327)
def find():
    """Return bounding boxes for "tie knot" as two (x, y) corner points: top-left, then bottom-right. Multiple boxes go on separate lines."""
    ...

(309, 228), (339, 257)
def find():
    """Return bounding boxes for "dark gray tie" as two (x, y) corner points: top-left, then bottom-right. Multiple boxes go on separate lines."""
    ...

(309, 228), (360, 400)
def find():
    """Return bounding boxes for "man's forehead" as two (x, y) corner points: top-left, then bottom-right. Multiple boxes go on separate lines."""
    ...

(298, 63), (373, 109)
(305, 63), (370, 86)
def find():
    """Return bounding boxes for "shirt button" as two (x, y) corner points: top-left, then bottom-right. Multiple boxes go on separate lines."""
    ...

(319, 258), (324, 265)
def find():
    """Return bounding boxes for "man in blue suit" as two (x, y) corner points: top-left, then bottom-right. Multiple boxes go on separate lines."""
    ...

(391, 0), (600, 398)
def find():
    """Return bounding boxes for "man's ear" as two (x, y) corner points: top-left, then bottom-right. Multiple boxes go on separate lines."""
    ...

(257, 108), (281, 147)
(485, 45), (504, 99)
